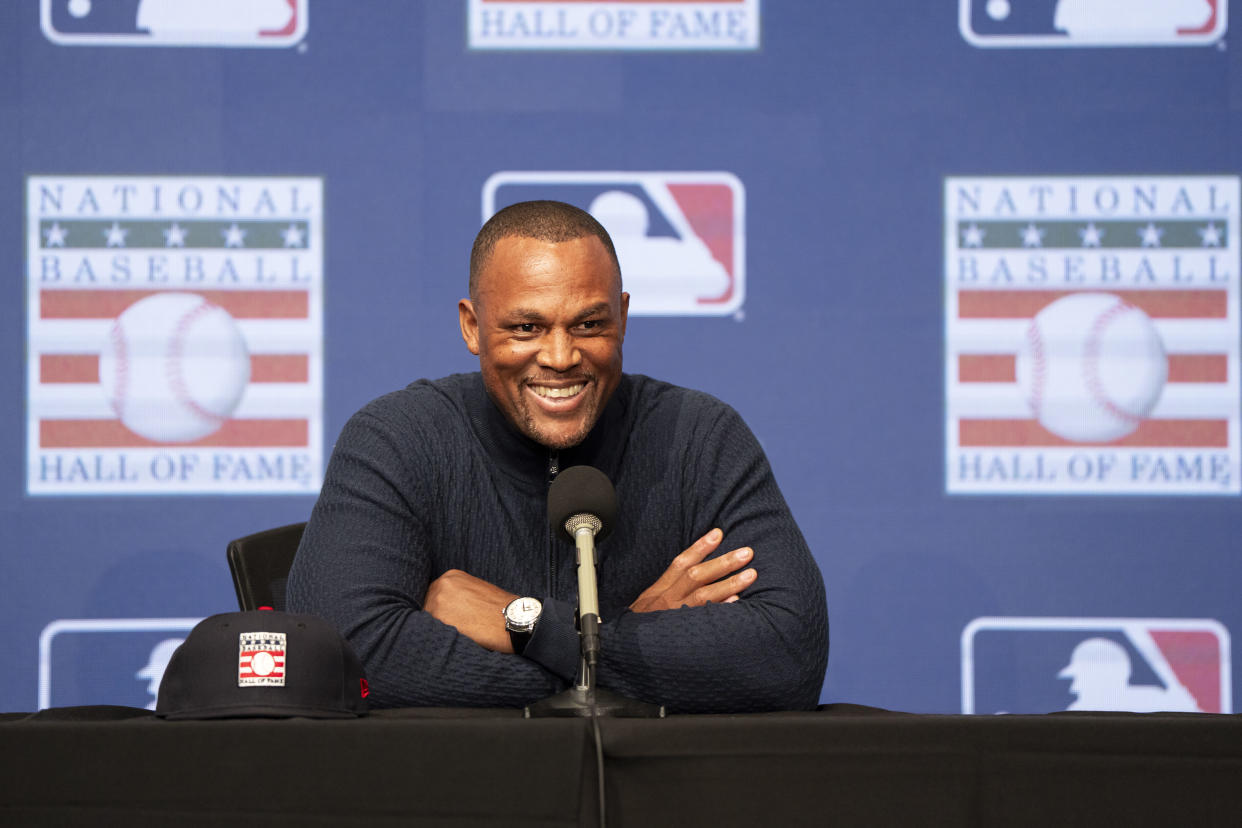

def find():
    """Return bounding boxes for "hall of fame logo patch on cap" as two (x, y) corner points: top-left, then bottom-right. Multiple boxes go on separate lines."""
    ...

(944, 176), (1240, 495)
(26, 176), (323, 495)
(41, 0), (308, 48)
(484, 171), (744, 316)
(468, 0), (759, 50)
(959, 0), (1226, 47)
(238, 631), (287, 686)
(962, 617), (1231, 714)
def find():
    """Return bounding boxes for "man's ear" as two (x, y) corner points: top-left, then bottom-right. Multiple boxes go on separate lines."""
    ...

(618, 291), (630, 342)
(458, 298), (481, 355)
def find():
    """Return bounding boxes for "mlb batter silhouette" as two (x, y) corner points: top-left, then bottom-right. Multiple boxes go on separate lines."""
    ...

(1054, 0), (1213, 39)
(1058, 637), (1200, 712)
(136, 638), (183, 710)
(588, 190), (730, 313)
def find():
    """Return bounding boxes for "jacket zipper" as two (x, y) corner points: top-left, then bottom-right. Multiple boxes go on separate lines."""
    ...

(546, 451), (559, 597)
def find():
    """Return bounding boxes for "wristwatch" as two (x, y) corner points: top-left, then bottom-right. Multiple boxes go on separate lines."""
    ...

(502, 596), (542, 654)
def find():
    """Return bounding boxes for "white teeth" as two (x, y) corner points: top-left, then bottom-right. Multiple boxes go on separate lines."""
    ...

(531, 384), (585, 399)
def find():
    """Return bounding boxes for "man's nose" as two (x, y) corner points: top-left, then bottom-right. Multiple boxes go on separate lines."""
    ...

(537, 329), (581, 372)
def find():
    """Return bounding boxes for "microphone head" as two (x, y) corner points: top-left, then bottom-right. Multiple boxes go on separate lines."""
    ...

(547, 465), (617, 542)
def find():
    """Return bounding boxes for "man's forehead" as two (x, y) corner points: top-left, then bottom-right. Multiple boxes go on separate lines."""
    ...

(476, 234), (621, 296)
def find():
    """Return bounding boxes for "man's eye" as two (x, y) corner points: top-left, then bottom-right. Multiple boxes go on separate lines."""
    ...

(515, 323), (537, 334)
(579, 320), (600, 331)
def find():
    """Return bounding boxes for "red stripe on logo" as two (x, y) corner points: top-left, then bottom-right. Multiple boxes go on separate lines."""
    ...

(957, 290), (1227, 319)
(1149, 630), (1221, 713)
(40, 290), (309, 319)
(40, 419), (309, 448)
(958, 355), (1017, 383)
(959, 418), (1228, 448)
(957, 354), (1228, 384)
(40, 354), (310, 384)
(667, 183), (735, 305)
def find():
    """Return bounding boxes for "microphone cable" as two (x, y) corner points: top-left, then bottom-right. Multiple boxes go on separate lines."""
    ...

(588, 661), (607, 828)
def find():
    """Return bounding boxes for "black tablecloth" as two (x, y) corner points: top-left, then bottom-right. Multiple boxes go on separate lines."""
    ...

(3, 704), (1240, 827)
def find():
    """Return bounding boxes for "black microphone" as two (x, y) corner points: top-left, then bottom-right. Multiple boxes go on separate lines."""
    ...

(547, 466), (616, 669)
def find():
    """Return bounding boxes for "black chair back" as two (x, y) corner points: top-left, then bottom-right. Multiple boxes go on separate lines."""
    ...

(226, 522), (306, 611)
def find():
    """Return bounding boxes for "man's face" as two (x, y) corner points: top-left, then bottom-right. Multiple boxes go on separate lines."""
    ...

(459, 234), (629, 450)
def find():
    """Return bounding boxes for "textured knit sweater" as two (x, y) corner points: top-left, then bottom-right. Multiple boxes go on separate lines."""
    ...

(287, 372), (828, 713)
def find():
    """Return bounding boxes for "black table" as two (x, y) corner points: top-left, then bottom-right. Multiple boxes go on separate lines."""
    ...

(3, 704), (1240, 827)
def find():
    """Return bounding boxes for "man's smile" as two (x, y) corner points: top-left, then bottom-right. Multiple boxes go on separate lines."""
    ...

(526, 381), (589, 411)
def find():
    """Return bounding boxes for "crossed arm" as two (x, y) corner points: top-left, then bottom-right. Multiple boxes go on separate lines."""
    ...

(423, 528), (757, 653)
(290, 394), (828, 712)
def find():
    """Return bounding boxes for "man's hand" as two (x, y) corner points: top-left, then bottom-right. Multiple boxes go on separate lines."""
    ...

(629, 528), (756, 613)
(423, 569), (518, 653)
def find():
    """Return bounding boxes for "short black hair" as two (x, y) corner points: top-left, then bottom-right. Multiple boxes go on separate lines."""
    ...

(469, 200), (620, 302)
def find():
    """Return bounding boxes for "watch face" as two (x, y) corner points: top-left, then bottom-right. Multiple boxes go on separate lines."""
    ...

(506, 597), (542, 625)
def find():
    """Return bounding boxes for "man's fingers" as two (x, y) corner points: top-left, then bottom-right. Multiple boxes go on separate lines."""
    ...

(690, 567), (756, 606)
(646, 528), (723, 592)
(686, 546), (752, 585)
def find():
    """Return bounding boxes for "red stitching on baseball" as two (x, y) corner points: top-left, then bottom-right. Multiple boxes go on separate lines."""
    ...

(1025, 318), (1046, 420)
(1082, 299), (1142, 429)
(108, 317), (129, 420)
(166, 299), (229, 431)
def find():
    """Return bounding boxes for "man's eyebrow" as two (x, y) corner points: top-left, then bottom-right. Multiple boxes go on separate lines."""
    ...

(499, 303), (613, 324)
(500, 308), (547, 323)
(573, 303), (612, 321)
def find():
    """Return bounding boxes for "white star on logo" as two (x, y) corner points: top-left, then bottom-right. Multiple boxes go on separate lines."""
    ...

(1079, 223), (1104, 248)
(1138, 223), (1164, 248)
(44, 222), (68, 247)
(281, 223), (305, 248)
(222, 223), (247, 248)
(164, 222), (188, 248)
(1198, 223), (1223, 247)
(104, 222), (128, 248)
(1020, 223), (1045, 248)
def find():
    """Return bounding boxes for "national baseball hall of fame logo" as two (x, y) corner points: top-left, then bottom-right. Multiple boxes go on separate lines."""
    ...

(944, 176), (1241, 495)
(962, 617), (1231, 714)
(26, 176), (324, 495)
(468, 0), (759, 51)
(484, 171), (745, 317)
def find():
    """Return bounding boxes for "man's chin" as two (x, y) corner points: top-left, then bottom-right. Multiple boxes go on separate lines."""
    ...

(523, 414), (594, 451)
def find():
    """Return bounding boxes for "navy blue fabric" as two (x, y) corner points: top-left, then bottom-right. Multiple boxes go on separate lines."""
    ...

(288, 372), (828, 713)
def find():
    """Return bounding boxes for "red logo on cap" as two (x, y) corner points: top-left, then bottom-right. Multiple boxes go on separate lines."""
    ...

(359, 678), (369, 698)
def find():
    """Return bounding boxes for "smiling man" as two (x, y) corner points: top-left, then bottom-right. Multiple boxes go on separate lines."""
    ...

(288, 201), (828, 712)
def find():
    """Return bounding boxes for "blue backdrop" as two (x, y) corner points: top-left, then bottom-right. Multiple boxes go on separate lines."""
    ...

(3, 0), (1238, 715)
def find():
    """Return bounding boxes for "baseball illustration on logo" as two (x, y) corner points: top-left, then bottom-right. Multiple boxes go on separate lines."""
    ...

(238, 631), (286, 687)
(27, 175), (324, 495)
(1015, 292), (1168, 442)
(945, 175), (1240, 494)
(99, 293), (251, 443)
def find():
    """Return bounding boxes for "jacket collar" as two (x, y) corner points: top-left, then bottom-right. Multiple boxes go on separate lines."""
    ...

(464, 373), (630, 489)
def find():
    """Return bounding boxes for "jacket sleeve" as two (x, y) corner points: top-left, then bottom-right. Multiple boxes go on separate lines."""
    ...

(593, 404), (829, 713)
(286, 407), (565, 708)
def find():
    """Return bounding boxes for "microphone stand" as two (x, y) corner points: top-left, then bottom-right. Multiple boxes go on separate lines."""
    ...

(525, 515), (664, 719)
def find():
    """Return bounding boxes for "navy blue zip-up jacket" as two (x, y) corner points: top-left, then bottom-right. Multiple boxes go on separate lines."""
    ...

(288, 372), (828, 713)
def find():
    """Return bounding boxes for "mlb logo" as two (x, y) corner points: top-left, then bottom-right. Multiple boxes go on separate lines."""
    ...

(238, 631), (287, 686)
(41, 0), (308, 48)
(26, 176), (324, 495)
(483, 172), (745, 316)
(38, 617), (200, 710)
(962, 617), (1232, 714)
(960, 0), (1227, 47)
(945, 176), (1241, 495)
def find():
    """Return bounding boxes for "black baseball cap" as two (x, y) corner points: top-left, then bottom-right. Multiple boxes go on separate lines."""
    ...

(156, 609), (369, 720)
